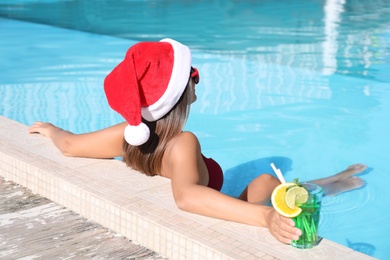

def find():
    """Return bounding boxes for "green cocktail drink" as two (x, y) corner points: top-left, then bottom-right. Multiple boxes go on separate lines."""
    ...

(291, 182), (323, 249)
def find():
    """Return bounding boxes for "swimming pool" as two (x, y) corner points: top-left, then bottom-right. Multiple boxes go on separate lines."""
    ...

(0, 0), (389, 259)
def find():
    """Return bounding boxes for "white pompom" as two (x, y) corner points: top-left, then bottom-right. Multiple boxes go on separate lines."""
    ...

(124, 123), (150, 146)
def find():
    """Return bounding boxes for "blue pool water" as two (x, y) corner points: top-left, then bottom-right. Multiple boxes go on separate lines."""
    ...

(1, 0), (389, 259)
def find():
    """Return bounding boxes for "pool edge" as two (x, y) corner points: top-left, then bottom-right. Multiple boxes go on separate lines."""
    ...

(0, 116), (376, 260)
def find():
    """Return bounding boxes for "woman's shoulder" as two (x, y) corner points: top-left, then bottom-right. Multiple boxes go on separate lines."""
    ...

(166, 131), (200, 159)
(161, 131), (201, 178)
(179, 131), (198, 142)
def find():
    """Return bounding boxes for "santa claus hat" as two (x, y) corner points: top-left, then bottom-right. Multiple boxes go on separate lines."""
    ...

(104, 38), (192, 146)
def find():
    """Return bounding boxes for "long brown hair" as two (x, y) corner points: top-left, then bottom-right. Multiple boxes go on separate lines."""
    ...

(122, 80), (193, 176)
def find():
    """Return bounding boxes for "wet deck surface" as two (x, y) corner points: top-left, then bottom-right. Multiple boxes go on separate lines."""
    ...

(0, 176), (166, 259)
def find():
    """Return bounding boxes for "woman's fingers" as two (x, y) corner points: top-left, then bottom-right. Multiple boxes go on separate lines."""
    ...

(28, 121), (43, 133)
(28, 122), (54, 136)
(277, 217), (301, 242)
(268, 209), (301, 244)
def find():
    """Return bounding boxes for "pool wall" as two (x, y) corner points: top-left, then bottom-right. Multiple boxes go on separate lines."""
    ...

(0, 116), (375, 259)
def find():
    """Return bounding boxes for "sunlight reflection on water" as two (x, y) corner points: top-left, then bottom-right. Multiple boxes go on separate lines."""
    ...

(1, 0), (390, 258)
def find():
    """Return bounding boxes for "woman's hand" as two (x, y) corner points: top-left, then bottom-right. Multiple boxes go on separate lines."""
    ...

(28, 121), (125, 158)
(28, 121), (76, 156)
(266, 207), (302, 244)
(28, 121), (61, 138)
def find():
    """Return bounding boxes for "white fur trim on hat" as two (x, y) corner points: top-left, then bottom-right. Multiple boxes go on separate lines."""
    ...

(141, 38), (192, 121)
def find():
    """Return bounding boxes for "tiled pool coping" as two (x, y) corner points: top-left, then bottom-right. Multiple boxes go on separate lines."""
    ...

(0, 116), (375, 260)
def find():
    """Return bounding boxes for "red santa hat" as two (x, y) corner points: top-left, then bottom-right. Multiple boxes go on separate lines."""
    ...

(104, 38), (192, 146)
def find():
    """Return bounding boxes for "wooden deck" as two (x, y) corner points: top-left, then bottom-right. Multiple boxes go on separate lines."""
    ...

(0, 176), (165, 259)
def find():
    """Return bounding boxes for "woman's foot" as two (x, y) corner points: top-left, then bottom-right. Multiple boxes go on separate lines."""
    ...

(322, 176), (366, 196)
(334, 164), (367, 181)
(311, 163), (367, 187)
(310, 163), (367, 197)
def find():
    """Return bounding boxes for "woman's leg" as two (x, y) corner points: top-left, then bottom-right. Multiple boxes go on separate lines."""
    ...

(239, 163), (367, 203)
(238, 174), (280, 204)
(308, 164), (367, 196)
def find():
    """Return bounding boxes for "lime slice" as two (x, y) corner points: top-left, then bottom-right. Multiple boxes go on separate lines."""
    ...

(295, 188), (309, 205)
(285, 186), (309, 209)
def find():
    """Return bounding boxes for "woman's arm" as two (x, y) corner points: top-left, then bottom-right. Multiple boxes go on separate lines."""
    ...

(28, 121), (127, 159)
(167, 132), (301, 244)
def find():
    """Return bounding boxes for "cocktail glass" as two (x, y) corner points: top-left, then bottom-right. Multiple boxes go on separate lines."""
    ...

(291, 182), (323, 249)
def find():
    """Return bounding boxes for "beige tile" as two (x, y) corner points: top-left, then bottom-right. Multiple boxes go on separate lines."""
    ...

(0, 116), (377, 260)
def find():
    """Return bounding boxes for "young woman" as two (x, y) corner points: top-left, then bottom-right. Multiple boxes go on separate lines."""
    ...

(29, 38), (367, 244)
